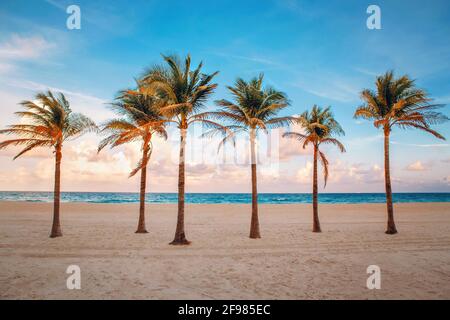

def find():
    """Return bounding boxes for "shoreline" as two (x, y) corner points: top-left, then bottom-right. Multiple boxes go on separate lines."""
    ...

(0, 201), (449, 205)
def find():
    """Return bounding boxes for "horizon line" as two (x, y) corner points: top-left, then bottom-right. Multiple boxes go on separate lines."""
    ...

(0, 191), (449, 194)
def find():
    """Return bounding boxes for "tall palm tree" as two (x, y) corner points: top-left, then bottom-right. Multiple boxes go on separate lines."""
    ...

(283, 105), (345, 233)
(354, 71), (448, 234)
(98, 88), (167, 234)
(202, 74), (292, 239)
(0, 91), (97, 238)
(140, 54), (227, 245)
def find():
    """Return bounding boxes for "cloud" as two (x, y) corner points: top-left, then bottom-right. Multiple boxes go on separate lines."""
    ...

(0, 63), (14, 74)
(8, 79), (105, 105)
(278, 122), (312, 161)
(327, 161), (384, 185)
(0, 34), (56, 76)
(353, 67), (379, 77)
(392, 141), (449, 148)
(291, 72), (361, 103)
(406, 161), (427, 171)
(345, 134), (383, 147)
(435, 95), (450, 104)
(210, 52), (278, 66)
(444, 176), (450, 185)
(0, 34), (54, 60)
(0, 32), (68, 81)
(0, 137), (143, 191)
(295, 161), (313, 184)
(273, 159), (385, 190)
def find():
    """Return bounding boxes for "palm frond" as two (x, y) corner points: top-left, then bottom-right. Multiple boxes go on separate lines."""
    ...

(320, 138), (346, 153)
(282, 132), (308, 142)
(395, 122), (446, 140)
(318, 150), (329, 188)
(265, 116), (296, 129)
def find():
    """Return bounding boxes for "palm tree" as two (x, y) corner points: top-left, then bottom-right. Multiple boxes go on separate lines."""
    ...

(283, 105), (345, 232)
(0, 91), (97, 238)
(202, 74), (292, 239)
(354, 71), (448, 234)
(140, 54), (227, 245)
(98, 88), (167, 234)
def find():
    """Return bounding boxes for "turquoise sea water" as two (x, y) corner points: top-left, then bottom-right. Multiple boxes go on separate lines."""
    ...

(0, 192), (449, 204)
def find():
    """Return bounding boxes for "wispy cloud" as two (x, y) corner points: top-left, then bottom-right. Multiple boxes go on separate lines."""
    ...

(0, 63), (14, 74)
(0, 33), (63, 76)
(344, 134), (383, 147)
(210, 52), (279, 66)
(391, 141), (450, 148)
(7, 79), (106, 105)
(291, 71), (361, 103)
(353, 67), (379, 77)
(0, 34), (54, 60)
(405, 160), (428, 171)
(0, 79), (112, 123)
(435, 95), (450, 104)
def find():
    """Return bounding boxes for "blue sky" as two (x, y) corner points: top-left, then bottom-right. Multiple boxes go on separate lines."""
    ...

(0, 0), (449, 192)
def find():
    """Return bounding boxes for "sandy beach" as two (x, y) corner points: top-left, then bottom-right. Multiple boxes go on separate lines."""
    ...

(0, 201), (449, 299)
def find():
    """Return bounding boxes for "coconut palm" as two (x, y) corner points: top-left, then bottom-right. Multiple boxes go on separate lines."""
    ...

(0, 91), (97, 238)
(98, 87), (167, 234)
(140, 54), (227, 245)
(201, 74), (292, 239)
(354, 71), (448, 234)
(283, 105), (345, 232)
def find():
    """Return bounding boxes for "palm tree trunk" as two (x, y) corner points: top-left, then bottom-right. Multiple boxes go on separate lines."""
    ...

(384, 129), (398, 234)
(136, 142), (149, 234)
(312, 144), (321, 233)
(170, 128), (190, 245)
(249, 128), (261, 239)
(50, 144), (62, 238)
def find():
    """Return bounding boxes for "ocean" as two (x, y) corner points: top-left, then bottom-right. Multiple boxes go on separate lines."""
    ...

(0, 191), (449, 204)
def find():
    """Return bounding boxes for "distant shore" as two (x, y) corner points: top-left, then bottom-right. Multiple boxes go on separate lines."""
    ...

(1, 202), (449, 299)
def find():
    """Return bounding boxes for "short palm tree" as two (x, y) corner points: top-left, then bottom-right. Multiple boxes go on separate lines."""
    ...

(355, 71), (448, 234)
(98, 88), (167, 234)
(283, 105), (345, 232)
(202, 74), (292, 239)
(0, 91), (97, 237)
(140, 54), (227, 245)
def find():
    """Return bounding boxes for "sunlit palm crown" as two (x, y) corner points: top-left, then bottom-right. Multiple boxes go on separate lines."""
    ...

(0, 91), (97, 159)
(287, 105), (345, 148)
(198, 74), (292, 146)
(354, 71), (448, 138)
(98, 88), (167, 177)
(283, 105), (345, 186)
(139, 54), (225, 132)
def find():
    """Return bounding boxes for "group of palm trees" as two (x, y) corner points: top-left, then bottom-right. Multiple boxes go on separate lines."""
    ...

(0, 54), (447, 243)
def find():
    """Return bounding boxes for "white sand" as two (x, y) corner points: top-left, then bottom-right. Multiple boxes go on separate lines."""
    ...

(0, 201), (449, 299)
